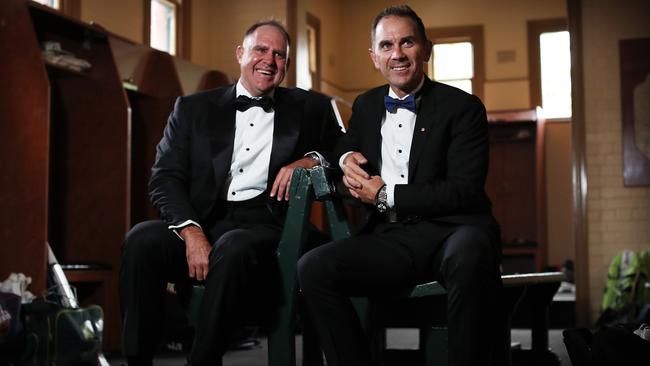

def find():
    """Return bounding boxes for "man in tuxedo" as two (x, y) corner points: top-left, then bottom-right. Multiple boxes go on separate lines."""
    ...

(119, 20), (342, 366)
(298, 5), (502, 366)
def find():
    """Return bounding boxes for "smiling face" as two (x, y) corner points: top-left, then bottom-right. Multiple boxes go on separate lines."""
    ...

(236, 24), (290, 96)
(369, 15), (432, 98)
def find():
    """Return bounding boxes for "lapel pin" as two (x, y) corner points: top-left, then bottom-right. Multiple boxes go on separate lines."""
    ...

(420, 128), (426, 132)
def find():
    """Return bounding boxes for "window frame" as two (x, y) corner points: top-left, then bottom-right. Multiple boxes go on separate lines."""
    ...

(306, 12), (321, 91)
(144, 0), (192, 59)
(31, 0), (80, 18)
(527, 18), (569, 118)
(31, 0), (60, 10)
(426, 25), (485, 101)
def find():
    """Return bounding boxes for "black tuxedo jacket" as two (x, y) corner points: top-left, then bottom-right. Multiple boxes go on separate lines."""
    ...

(149, 84), (343, 228)
(336, 77), (498, 236)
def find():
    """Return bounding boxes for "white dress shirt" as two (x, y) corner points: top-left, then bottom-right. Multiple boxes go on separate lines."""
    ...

(223, 80), (275, 201)
(339, 77), (424, 209)
(380, 84), (420, 207)
(169, 80), (274, 234)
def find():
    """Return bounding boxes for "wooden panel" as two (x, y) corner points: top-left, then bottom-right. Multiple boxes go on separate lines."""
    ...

(174, 57), (230, 94)
(486, 109), (546, 272)
(0, 0), (50, 293)
(25, 2), (130, 351)
(134, 50), (183, 97)
(197, 70), (230, 91)
(127, 90), (178, 223)
(28, 5), (130, 267)
(486, 122), (537, 245)
(111, 39), (183, 224)
(131, 51), (182, 224)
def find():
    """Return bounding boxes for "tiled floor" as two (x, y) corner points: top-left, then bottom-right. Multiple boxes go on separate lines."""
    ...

(106, 328), (571, 366)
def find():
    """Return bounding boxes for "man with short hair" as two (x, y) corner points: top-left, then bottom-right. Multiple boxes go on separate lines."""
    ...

(120, 20), (342, 366)
(298, 5), (502, 366)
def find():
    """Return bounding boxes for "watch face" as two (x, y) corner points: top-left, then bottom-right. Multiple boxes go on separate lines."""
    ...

(377, 202), (387, 213)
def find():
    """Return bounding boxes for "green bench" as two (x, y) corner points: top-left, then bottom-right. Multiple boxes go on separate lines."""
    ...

(186, 166), (564, 366)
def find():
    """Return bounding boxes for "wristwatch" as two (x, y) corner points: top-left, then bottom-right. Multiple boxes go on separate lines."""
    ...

(305, 152), (321, 166)
(375, 184), (388, 213)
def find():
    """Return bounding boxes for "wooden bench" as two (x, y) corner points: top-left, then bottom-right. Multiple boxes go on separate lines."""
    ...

(186, 166), (564, 365)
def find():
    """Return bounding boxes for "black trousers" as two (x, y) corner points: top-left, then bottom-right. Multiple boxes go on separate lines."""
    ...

(297, 220), (503, 366)
(119, 197), (282, 366)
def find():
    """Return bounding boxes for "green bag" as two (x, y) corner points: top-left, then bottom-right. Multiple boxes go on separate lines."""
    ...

(52, 305), (104, 366)
(21, 300), (104, 366)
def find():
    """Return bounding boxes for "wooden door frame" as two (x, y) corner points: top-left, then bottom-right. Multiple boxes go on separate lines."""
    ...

(567, 0), (590, 327)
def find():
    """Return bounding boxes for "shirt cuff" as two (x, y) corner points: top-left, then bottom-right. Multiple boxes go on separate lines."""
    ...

(168, 220), (202, 240)
(305, 151), (329, 168)
(386, 184), (395, 208)
(338, 151), (354, 170)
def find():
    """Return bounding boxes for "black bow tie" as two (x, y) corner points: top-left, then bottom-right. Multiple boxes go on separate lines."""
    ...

(234, 95), (274, 112)
(384, 94), (416, 113)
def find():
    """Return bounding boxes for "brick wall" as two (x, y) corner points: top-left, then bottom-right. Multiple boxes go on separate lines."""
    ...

(582, 0), (650, 321)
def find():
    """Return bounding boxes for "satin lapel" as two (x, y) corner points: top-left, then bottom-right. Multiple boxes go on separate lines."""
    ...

(209, 85), (237, 190)
(408, 79), (436, 178)
(268, 88), (301, 183)
(368, 87), (388, 172)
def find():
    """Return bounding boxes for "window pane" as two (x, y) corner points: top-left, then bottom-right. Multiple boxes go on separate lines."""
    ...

(33, 0), (59, 9)
(151, 0), (177, 55)
(433, 42), (473, 81)
(540, 31), (571, 118)
(307, 25), (317, 73)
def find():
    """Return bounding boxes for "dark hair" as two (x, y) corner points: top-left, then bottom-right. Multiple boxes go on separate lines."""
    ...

(244, 20), (291, 48)
(371, 5), (427, 45)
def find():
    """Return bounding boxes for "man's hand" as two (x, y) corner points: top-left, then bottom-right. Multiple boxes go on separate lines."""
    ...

(350, 175), (385, 204)
(342, 152), (370, 199)
(180, 225), (211, 281)
(270, 156), (318, 201)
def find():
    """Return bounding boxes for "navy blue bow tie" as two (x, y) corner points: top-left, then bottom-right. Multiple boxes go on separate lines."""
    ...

(234, 95), (274, 112)
(384, 94), (416, 113)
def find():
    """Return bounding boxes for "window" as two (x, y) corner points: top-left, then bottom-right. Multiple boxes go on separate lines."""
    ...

(150, 0), (178, 55)
(539, 31), (571, 118)
(432, 42), (474, 94)
(426, 26), (484, 100)
(528, 19), (571, 119)
(306, 13), (321, 91)
(32, 0), (59, 9)
(32, 0), (80, 18)
(145, 0), (191, 58)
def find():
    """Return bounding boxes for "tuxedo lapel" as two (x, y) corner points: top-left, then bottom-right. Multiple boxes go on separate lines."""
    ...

(209, 85), (237, 191)
(409, 79), (436, 178)
(367, 87), (388, 172)
(268, 88), (301, 182)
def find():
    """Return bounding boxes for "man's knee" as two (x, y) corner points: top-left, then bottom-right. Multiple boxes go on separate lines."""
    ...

(441, 226), (495, 282)
(445, 226), (491, 261)
(123, 221), (167, 255)
(297, 246), (332, 291)
(209, 229), (275, 269)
